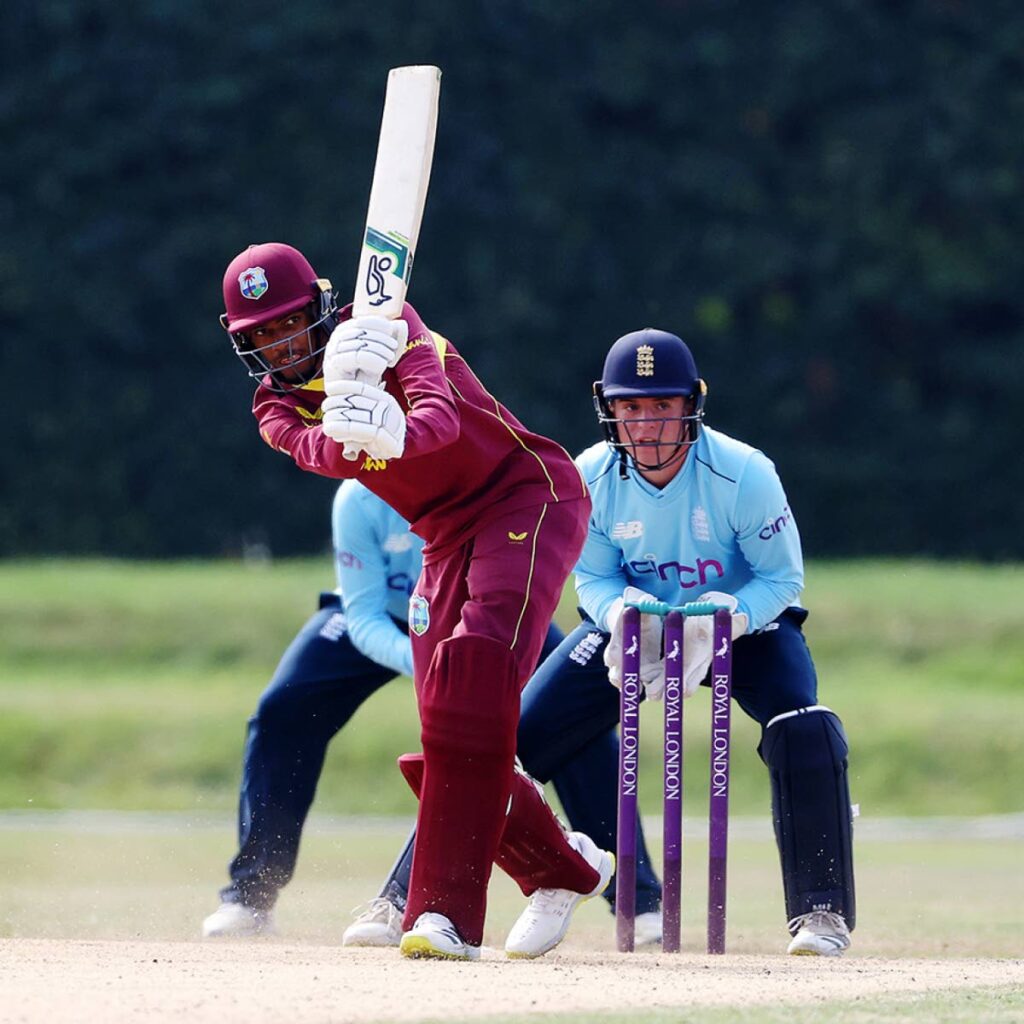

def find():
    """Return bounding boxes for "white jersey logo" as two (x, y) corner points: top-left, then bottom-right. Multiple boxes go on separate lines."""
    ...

(612, 520), (644, 540)
(569, 631), (604, 666)
(691, 505), (710, 542)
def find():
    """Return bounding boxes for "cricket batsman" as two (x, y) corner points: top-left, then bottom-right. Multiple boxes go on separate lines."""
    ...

(221, 242), (611, 960)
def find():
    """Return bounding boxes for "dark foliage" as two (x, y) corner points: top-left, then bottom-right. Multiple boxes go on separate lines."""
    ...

(3, 1), (1021, 557)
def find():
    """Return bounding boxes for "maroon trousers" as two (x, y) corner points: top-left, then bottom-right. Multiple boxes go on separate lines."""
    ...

(402, 498), (598, 945)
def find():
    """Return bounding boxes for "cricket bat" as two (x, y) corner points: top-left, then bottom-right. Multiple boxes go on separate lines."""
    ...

(353, 65), (442, 319)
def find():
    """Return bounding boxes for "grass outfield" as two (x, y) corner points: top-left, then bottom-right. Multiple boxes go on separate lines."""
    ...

(0, 558), (1021, 816)
(1, 819), (1021, 958)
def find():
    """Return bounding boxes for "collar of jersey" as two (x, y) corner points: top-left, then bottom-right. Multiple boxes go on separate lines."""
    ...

(626, 439), (698, 504)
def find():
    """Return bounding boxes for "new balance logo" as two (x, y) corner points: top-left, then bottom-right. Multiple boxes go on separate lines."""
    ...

(611, 520), (644, 540)
(362, 456), (388, 471)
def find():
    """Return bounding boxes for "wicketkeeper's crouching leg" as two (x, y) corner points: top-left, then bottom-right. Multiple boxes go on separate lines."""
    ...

(761, 705), (856, 956)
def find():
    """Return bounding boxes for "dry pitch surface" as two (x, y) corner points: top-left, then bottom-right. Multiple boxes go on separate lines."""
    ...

(2, 816), (1023, 1023)
(2, 940), (1022, 1024)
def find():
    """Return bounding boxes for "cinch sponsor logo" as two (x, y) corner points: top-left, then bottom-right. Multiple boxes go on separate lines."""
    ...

(628, 556), (724, 588)
(337, 550), (363, 570)
(759, 506), (793, 540)
(387, 572), (415, 596)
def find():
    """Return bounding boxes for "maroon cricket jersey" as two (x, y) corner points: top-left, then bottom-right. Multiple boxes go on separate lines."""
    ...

(253, 302), (588, 560)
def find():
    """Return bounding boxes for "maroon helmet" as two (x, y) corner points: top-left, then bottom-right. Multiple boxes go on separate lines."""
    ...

(221, 242), (339, 392)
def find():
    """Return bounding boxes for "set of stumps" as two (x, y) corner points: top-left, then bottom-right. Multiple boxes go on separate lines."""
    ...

(615, 600), (732, 954)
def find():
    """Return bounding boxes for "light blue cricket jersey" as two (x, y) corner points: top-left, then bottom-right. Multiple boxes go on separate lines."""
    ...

(575, 426), (804, 635)
(331, 480), (424, 677)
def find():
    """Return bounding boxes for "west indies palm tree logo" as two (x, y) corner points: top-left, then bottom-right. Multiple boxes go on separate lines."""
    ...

(409, 594), (430, 636)
(238, 266), (269, 300)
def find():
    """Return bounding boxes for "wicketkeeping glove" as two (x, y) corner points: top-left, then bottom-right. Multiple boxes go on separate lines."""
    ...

(603, 586), (666, 700)
(681, 591), (748, 697)
(322, 380), (407, 462)
(323, 316), (409, 389)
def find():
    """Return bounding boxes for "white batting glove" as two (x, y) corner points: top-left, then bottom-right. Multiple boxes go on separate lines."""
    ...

(321, 380), (407, 461)
(603, 586), (665, 699)
(324, 316), (409, 388)
(681, 591), (748, 697)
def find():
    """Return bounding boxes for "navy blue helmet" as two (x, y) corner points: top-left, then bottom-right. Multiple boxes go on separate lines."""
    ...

(593, 329), (707, 475)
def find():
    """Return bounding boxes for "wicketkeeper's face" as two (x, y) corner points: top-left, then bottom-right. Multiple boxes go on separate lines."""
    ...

(610, 395), (691, 459)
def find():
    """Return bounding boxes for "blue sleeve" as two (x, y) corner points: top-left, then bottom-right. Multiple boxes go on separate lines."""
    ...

(729, 453), (804, 632)
(332, 489), (414, 677)
(574, 513), (627, 633)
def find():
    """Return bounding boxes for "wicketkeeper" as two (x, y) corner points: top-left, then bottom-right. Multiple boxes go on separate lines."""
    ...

(523, 328), (856, 955)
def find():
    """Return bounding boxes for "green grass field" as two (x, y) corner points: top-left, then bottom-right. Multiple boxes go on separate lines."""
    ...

(1, 818), (1021, 957)
(0, 558), (1021, 817)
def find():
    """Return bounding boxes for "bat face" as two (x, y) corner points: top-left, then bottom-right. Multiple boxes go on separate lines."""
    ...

(353, 65), (441, 320)
(360, 227), (412, 311)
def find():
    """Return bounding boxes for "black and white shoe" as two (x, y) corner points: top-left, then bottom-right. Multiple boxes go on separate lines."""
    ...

(786, 909), (851, 956)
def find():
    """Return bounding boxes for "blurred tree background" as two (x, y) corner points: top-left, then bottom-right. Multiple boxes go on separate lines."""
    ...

(2, 0), (1021, 559)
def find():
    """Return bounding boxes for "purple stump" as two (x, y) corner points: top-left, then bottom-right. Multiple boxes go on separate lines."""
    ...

(707, 608), (733, 954)
(616, 606), (642, 953)
(662, 610), (684, 952)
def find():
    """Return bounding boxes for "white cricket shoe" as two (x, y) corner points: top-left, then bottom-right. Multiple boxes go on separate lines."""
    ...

(786, 909), (851, 956)
(201, 901), (275, 938)
(504, 831), (615, 959)
(342, 897), (403, 947)
(400, 912), (481, 961)
(634, 910), (664, 947)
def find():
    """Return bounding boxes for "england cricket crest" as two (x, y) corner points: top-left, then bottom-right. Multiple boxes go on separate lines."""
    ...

(409, 594), (430, 636)
(238, 266), (269, 300)
(635, 343), (655, 377)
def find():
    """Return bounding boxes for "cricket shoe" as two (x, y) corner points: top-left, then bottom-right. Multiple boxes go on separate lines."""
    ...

(201, 901), (275, 938)
(786, 909), (851, 956)
(342, 897), (403, 947)
(400, 912), (481, 961)
(504, 831), (615, 959)
(634, 910), (664, 947)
